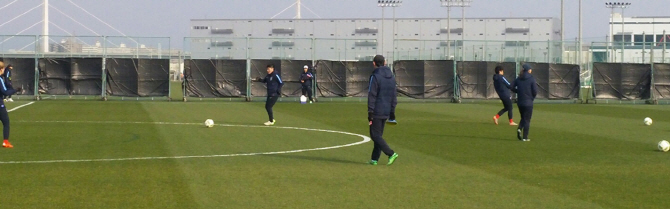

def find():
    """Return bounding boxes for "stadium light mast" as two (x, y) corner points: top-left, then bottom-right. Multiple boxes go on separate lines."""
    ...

(43, 0), (49, 52)
(441, 0), (471, 60)
(297, 0), (301, 19)
(377, 0), (402, 57)
(606, 2), (631, 62)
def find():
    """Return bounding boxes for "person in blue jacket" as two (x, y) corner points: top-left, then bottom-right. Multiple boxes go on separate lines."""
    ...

(255, 64), (283, 126)
(1, 64), (14, 102)
(299, 65), (314, 103)
(0, 61), (20, 148)
(512, 64), (537, 142)
(367, 55), (398, 165)
(492, 66), (517, 126)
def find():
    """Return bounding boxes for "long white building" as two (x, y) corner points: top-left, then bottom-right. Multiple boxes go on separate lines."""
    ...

(189, 17), (561, 61)
(603, 13), (670, 63)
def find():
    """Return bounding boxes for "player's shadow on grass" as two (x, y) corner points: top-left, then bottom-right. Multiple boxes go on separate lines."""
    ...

(264, 154), (364, 165)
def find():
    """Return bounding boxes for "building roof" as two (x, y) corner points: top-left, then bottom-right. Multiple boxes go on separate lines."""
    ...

(191, 17), (556, 21)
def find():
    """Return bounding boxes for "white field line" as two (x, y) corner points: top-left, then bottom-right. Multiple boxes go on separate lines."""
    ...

(0, 121), (371, 164)
(7, 101), (35, 112)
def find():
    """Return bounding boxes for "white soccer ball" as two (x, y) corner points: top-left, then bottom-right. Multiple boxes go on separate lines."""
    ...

(659, 140), (670, 152)
(300, 95), (307, 103)
(204, 119), (215, 128)
(644, 117), (652, 126)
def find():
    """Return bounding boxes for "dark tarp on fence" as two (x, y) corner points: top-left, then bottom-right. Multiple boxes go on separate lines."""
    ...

(38, 58), (102, 95)
(184, 59), (247, 98)
(106, 58), (169, 97)
(0, 58), (35, 95)
(653, 63), (670, 99)
(313, 61), (374, 97)
(593, 62), (651, 99)
(343, 61), (375, 97)
(457, 61), (515, 99)
(394, 60), (454, 99)
(314, 60), (346, 97)
(548, 63), (580, 99)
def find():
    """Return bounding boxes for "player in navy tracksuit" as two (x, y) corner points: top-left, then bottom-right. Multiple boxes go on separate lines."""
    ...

(492, 66), (517, 126)
(1, 64), (14, 102)
(367, 55), (399, 165)
(0, 61), (19, 148)
(512, 64), (537, 142)
(256, 64), (283, 126)
(299, 65), (314, 103)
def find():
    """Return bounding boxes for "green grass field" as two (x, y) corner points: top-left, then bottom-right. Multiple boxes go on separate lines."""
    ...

(1, 99), (669, 209)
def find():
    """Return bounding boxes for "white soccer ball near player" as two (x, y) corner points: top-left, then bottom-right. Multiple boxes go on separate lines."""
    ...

(300, 95), (307, 104)
(644, 117), (652, 126)
(204, 119), (215, 128)
(658, 140), (670, 152)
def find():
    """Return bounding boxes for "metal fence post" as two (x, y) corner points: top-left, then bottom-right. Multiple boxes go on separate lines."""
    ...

(33, 35), (39, 101)
(311, 37), (317, 100)
(101, 36), (107, 100)
(245, 37), (252, 101)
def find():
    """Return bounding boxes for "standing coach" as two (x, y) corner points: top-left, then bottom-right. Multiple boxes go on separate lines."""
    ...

(512, 64), (537, 142)
(300, 65), (314, 103)
(367, 55), (398, 165)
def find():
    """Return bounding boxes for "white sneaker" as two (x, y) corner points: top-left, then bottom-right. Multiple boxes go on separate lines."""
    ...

(7, 98), (13, 102)
(510, 122), (518, 126)
(264, 120), (276, 126)
(493, 116), (498, 125)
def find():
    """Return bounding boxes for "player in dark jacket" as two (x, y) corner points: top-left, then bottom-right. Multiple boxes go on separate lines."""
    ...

(299, 65), (314, 103)
(492, 66), (517, 126)
(0, 61), (20, 148)
(255, 64), (283, 126)
(367, 55), (398, 165)
(512, 64), (537, 142)
(1, 64), (14, 102)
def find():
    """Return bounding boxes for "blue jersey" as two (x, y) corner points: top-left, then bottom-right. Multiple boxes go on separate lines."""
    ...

(261, 71), (283, 96)
(493, 74), (512, 99)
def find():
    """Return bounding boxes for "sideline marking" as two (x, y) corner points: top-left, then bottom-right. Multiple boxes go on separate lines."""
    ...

(8, 101), (35, 112)
(0, 121), (371, 164)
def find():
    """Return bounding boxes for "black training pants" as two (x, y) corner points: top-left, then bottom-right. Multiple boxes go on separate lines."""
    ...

(265, 94), (279, 121)
(0, 105), (9, 139)
(370, 118), (394, 161)
(497, 97), (513, 120)
(518, 105), (533, 139)
(301, 85), (312, 101)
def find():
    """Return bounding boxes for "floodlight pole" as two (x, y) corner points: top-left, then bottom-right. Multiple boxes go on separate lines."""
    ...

(561, 0), (564, 62)
(621, 4), (630, 63)
(43, 0), (49, 53)
(447, 7), (451, 58)
(377, 1), (402, 58)
(608, 6), (614, 62)
(578, 0), (581, 68)
(441, 0), (471, 60)
(606, 2), (630, 63)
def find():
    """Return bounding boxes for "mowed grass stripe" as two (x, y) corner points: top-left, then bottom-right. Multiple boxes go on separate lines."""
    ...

(392, 103), (670, 208)
(1, 102), (200, 208)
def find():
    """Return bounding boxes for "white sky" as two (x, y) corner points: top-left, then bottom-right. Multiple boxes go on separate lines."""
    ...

(0, 0), (666, 48)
